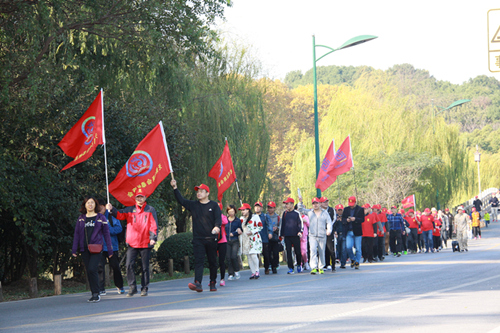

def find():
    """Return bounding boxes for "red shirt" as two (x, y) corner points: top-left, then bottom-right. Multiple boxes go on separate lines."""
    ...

(433, 218), (442, 236)
(420, 214), (435, 231)
(362, 213), (379, 237)
(376, 213), (387, 237)
(405, 216), (419, 229)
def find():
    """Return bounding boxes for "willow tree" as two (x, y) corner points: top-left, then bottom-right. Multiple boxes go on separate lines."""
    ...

(289, 71), (472, 209)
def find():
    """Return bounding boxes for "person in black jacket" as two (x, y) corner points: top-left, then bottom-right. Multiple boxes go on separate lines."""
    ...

(342, 196), (364, 269)
(171, 180), (221, 292)
(280, 197), (303, 274)
(473, 196), (483, 215)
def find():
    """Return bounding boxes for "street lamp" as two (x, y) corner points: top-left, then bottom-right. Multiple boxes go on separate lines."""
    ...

(432, 98), (471, 209)
(313, 34), (377, 197)
(431, 99), (471, 133)
(475, 145), (481, 199)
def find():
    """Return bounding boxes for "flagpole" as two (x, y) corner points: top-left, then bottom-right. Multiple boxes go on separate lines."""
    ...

(101, 88), (110, 205)
(225, 137), (243, 207)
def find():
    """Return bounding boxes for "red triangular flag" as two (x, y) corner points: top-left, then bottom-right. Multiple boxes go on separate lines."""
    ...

(109, 121), (173, 206)
(208, 140), (236, 202)
(315, 136), (353, 192)
(58, 90), (104, 170)
(402, 195), (415, 209)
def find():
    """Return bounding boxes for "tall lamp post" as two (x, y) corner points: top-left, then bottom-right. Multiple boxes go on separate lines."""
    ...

(475, 145), (481, 198)
(313, 34), (377, 198)
(431, 98), (470, 209)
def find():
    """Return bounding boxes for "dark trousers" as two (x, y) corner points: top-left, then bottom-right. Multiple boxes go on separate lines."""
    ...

(268, 241), (280, 269)
(362, 237), (374, 261)
(337, 236), (347, 266)
(417, 233), (424, 251)
(82, 250), (101, 294)
(325, 234), (336, 269)
(193, 238), (218, 283)
(402, 232), (408, 252)
(98, 251), (124, 291)
(226, 239), (240, 276)
(409, 228), (418, 252)
(376, 236), (385, 259)
(433, 235), (441, 249)
(285, 236), (301, 269)
(262, 242), (270, 269)
(389, 229), (403, 254)
(217, 242), (227, 280)
(126, 247), (151, 291)
(473, 226), (481, 237)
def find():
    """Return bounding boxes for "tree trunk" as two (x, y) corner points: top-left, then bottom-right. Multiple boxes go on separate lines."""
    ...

(54, 275), (62, 295)
(29, 277), (37, 298)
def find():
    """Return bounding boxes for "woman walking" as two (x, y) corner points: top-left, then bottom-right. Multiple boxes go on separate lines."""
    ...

(226, 205), (242, 280)
(217, 203), (228, 286)
(72, 196), (113, 303)
(239, 203), (263, 279)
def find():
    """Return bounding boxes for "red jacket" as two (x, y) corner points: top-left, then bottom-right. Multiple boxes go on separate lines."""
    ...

(433, 219), (442, 236)
(406, 216), (419, 229)
(362, 212), (379, 237)
(112, 203), (158, 248)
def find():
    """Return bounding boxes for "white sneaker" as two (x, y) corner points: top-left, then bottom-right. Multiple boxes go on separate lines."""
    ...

(235, 272), (241, 279)
(326, 265), (332, 271)
(227, 275), (234, 281)
(305, 263), (311, 270)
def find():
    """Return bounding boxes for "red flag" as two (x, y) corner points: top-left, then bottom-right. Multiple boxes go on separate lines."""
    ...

(58, 90), (104, 170)
(109, 121), (173, 206)
(401, 195), (415, 209)
(315, 136), (353, 192)
(208, 140), (236, 201)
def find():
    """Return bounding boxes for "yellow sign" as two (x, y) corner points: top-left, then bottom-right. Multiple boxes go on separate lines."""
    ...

(488, 9), (500, 72)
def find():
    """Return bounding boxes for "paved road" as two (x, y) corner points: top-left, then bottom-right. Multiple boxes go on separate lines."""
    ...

(2, 224), (500, 333)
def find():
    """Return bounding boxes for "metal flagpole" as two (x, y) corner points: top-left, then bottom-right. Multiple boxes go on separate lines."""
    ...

(225, 137), (243, 207)
(101, 88), (110, 205)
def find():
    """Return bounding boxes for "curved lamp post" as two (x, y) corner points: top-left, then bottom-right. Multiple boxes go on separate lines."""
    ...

(431, 98), (470, 209)
(313, 35), (378, 197)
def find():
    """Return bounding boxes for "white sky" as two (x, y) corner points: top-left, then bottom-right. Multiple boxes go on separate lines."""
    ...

(216, 0), (500, 84)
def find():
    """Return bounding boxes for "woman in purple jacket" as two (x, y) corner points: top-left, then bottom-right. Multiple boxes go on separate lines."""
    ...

(72, 196), (113, 303)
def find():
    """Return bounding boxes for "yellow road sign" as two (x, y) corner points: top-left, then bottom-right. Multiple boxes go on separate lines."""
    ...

(488, 9), (500, 72)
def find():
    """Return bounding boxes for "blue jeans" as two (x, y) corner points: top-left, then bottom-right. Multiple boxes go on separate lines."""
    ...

(346, 231), (362, 263)
(422, 230), (433, 252)
(337, 236), (348, 266)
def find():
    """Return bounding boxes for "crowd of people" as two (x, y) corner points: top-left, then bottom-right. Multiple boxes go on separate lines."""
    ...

(72, 180), (492, 302)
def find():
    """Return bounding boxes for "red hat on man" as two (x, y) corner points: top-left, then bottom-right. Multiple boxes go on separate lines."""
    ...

(335, 204), (344, 210)
(424, 208), (431, 213)
(267, 201), (276, 208)
(391, 205), (397, 209)
(254, 201), (263, 207)
(348, 196), (356, 207)
(319, 197), (328, 203)
(408, 209), (415, 213)
(194, 184), (210, 192)
(239, 203), (251, 210)
(400, 209), (405, 215)
(362, 203), (371, 209)
(475, 196), (478, 198)
(312, 197), (321, 204)
(372, 204), (381, 210)
(135, 188), (146, 197)
(283, 197), (295, 204)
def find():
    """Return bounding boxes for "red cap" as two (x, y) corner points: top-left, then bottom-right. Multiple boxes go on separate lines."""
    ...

(391, 205), (397, 209)
(445, 208), (449, 211)
(335, 204), (344, 210)
(399, 209), (405, 214)
(194, 184), (210, 192)
(283, 197), (295, 204)
(382, 208), (388, 214)
(424, 208), (430, 213)
(472, 207), (476, 212)
(239, 203), (251, 210)
(475, 196), (478, 198)
(135, 188), (146, 197)
(408, 209), (414, 213)
(312, 197), (320, 204)
(254, 201), (263, 207)
(362, 203), (371, 209)
(267, 201), (276, 208)
(319, 196), (328, 203)
(348, 196), (356, 206)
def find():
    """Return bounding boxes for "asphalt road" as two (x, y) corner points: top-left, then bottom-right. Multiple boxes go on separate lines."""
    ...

(2, 224), (500, 333)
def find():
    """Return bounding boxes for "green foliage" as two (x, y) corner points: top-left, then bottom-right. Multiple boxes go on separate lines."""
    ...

(156, 232), (198, 272)
(284, 65), (374, 89)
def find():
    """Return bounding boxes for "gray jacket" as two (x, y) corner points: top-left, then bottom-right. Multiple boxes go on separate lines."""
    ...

(298, 202), (333, 238)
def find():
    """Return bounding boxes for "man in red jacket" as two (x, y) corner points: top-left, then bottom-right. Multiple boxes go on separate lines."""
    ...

(106, 188), (158, 297)
(420, 208), (435, 253)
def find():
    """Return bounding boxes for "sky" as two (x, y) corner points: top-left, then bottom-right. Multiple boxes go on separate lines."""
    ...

(216, 1), (500, 85)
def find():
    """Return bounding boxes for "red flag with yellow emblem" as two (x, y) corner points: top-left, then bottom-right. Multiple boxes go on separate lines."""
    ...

(208, 140), (236, 201)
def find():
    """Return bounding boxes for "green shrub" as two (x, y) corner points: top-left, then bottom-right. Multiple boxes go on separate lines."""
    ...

(157, 232), (197, 272)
